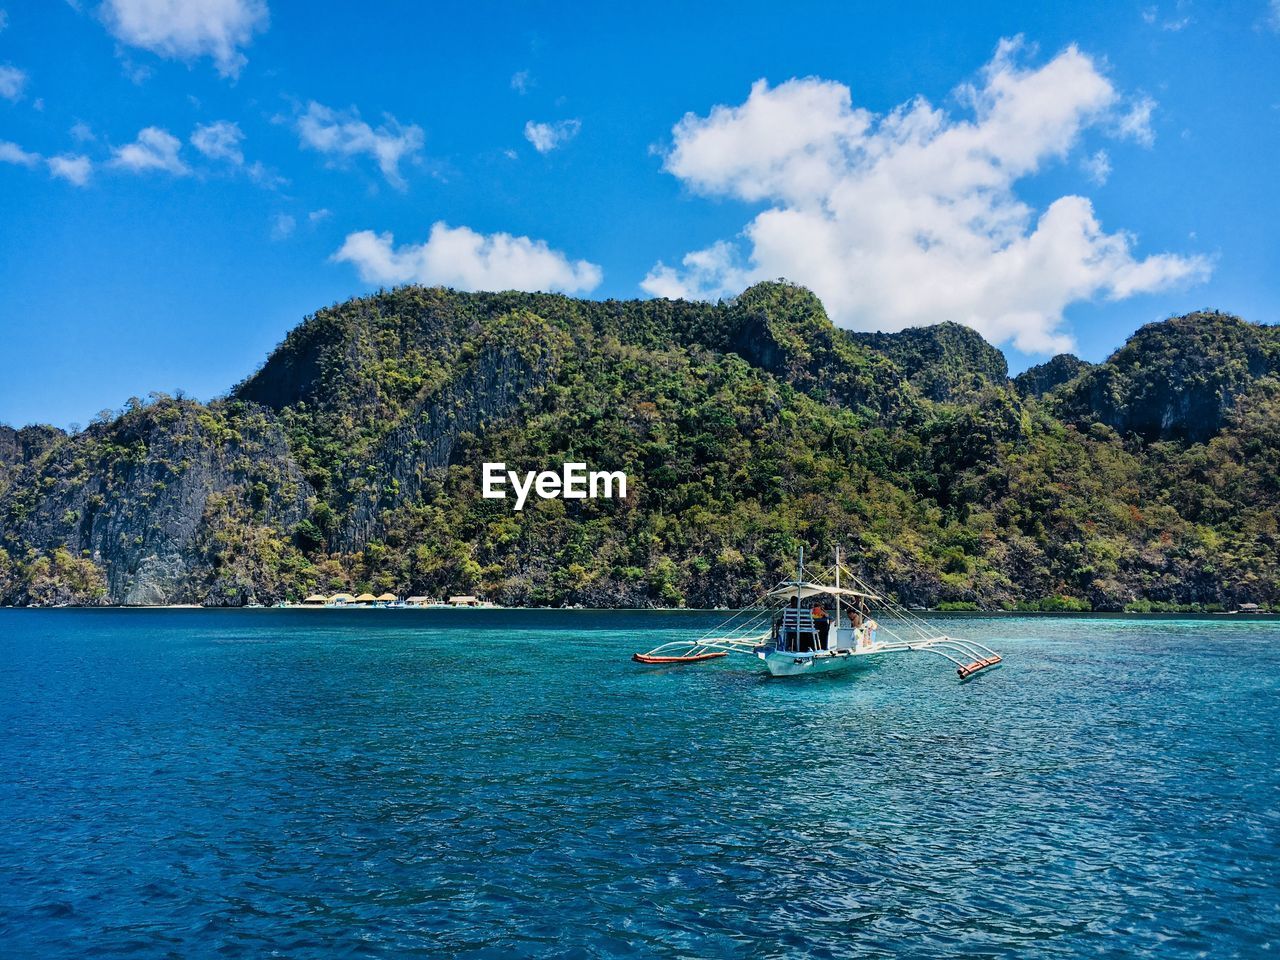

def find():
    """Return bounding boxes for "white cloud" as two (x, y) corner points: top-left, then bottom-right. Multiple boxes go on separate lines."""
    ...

(1, 141), (93, 186)
(511, 70), (531, 94)
(0, 139), (39, 167)
(70, 121), (96, 142)
(524, 119), (581, 154)
(1117, 95), (1157, 146)
(643, 39), (1209, 354)
(0, 63), (27, 101)
(1081, 148), (1111, 185)
(245, 160), (285, 188)
(1270, 0), (1280, 30)
(100, 0), (268, 79)
(1142, 4), (1193, 30)
(642, 241), (751, 301)
(333, 222), (603, 294)
(296, 101), (424, 189)
(111, 126), (189, 175)
(48, 154), (92, 185)
(0, 10), (8, 33)
(308, 208), (332, 223)
(190, 119), (243, 164)
(270, 212), (295, 240)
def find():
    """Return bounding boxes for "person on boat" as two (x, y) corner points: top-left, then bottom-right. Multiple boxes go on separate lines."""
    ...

(812, 603), (830, 649)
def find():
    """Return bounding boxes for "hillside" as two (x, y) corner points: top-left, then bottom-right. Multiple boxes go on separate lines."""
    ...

(849, 322), (1009, 402)
(1013, 354), (1093, 398)
(1, 283), (1277, 610)
(1053, 311), (1280, 443)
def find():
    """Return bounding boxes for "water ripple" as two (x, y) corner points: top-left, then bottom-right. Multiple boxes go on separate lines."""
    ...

(0, 609), (1277, 957)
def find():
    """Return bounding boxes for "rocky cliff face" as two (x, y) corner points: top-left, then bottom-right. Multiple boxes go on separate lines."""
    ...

(1055, 312), (1280, 443)
(337, 312), (568, 552)
(722, 283), (914, 419)
(0, 400), (311, 605)
(0, 424), (65, 498)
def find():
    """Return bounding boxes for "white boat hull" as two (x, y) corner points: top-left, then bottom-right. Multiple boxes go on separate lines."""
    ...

(757, 646), (887, 677)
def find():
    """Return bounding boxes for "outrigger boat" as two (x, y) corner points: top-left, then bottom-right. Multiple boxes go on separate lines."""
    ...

(633, 548), (1002, 680)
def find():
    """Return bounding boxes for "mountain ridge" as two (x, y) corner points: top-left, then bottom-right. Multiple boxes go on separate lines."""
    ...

(2, 283), (1277, 610)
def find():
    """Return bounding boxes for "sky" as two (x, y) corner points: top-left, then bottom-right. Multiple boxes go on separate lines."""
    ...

(1, 0), (1278, 429)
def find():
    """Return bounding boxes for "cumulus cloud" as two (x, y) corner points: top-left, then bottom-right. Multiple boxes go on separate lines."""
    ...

(48, 154), (93, 186)
(644, 38), (1209, 353)
(642, 241), (751, 301)
(111, 126), (189, 175)
(100, 0), (269, 78)
(296, 101), (424, 189)
(0, 63), (27, 101)
(0, 139), (39, 167)
(524, 119), (581, 153)
(333, 222), (603, 294)
(190, 119), (243, 164)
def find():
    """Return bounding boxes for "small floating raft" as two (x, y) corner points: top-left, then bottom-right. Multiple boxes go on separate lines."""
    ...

(632, 651), (728, 664)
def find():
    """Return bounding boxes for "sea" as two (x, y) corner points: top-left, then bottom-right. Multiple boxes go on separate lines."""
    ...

(1, 609), (1277, 958)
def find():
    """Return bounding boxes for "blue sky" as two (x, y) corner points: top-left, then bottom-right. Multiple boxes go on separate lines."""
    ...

(1, 0), (1278, 428)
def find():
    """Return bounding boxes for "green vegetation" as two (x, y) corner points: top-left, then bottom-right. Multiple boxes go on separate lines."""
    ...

(1, 283), (1278, 609)
(0, 546), (107, 606)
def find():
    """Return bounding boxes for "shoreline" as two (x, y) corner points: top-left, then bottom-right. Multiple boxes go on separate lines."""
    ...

(2, 605), (1275, 618)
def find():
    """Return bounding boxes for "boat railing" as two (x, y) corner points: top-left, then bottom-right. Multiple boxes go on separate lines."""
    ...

(874, 634), (1003, 679)
(778, 608), (818, 651)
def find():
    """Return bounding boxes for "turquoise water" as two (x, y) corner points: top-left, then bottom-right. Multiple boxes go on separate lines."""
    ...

(1, 609), (1277, 958)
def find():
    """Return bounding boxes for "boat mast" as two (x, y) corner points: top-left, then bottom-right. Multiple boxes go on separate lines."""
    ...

(834, 546), (841, 629)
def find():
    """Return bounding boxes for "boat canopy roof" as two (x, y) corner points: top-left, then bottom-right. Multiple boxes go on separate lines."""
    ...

(766, 581), (879, 601)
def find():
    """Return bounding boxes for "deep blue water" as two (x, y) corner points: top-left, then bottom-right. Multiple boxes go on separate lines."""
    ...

(1, 609), (1277, 958)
